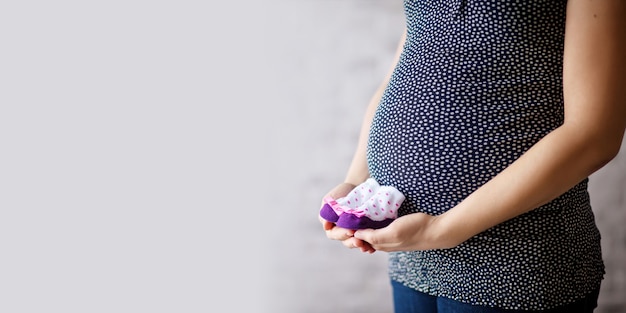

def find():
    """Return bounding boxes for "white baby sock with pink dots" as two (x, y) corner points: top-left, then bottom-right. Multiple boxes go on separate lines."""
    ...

(319, 178), (404, 230)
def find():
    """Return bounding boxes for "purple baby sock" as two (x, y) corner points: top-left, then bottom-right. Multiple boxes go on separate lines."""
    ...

(319, 200), (340, 223)
(319, 178), (405, 230)
(319, 178), (380, 223)
(335, 213), (395, 230)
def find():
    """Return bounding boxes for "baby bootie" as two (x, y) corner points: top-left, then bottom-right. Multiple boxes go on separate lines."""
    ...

(319, 178), (405, 230)
(319, 178), (380, 223)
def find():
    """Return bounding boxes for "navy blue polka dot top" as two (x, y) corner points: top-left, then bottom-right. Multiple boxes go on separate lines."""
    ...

(366, 0), (605, 310)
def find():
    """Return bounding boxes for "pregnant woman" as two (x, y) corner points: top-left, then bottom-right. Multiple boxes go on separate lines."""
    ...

(319, 1), (626, 312)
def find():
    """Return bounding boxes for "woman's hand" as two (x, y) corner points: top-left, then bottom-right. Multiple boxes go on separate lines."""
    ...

(354, 212), (460, 252)
(319, 182), (376, 253)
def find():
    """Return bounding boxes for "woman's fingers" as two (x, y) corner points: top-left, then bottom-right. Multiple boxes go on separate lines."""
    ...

(318, 216), (376, 253)
(342, 237), (376, 253)
(325, 224), (355, 241)
(319, 215), (356, 240)
(318, 215), (333, 230)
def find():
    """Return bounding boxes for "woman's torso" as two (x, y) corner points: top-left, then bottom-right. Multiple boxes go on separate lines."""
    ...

(366, 0), (604, 310)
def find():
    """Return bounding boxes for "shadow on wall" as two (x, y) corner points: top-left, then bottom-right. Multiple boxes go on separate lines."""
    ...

(589, 139), (626, 313)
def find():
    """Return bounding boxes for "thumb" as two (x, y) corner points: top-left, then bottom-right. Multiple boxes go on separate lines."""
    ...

(353, 228), (375, 243)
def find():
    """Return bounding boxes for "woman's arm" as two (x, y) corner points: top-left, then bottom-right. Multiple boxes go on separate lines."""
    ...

(320, 29), (407, 253)
(355, 0), (626, 251)
(344, 29), (407, 186)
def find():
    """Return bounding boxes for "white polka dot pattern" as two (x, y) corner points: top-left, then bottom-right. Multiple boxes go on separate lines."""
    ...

(366, 0), (605, 310)
(333, 178), (404, 221)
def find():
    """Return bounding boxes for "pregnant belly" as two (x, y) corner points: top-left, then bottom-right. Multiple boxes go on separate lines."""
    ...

(366, 98), (555, 215)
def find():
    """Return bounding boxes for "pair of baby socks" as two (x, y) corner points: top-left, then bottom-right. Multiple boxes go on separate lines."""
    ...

(319, 178), (405, 230)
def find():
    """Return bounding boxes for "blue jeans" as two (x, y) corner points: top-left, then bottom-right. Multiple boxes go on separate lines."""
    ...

(391, 280), (600, 313)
